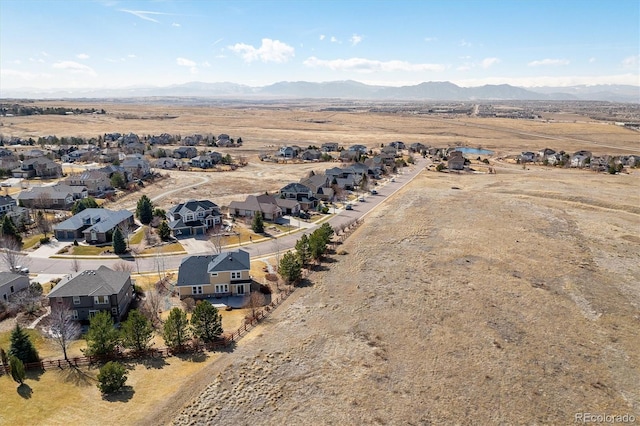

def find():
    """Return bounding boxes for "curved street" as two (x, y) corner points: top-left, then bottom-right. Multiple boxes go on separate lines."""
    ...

(25, 157), (428, 276)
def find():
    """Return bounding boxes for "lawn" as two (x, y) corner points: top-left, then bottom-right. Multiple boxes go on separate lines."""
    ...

(22, 233), (45, 250)
(69, 245), (107, 256)
(140, 242), (184, 255)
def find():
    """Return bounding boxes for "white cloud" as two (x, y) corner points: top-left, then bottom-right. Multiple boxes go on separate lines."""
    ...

(303, 56), (446, 73)
(454, 73), (639, 88)
(12, 59), (22, 65)
(119, 9), (171, 23)
(621, 55), (639, 69)
(41, 51), (49, 57)
(350, 34), (363, 46)
(527, 58), (570, 67)
(176, 57), (197, 67)
(128, 54), (136, 59)
(319, 34), (326, 41)
(201, 61), (211, 68)
(212, 38), (224, 46)
(424, 37), (437, 42)
(458, 39), (472, 47)
(76, 53), (90, 60)
(172, 22), (181, 27)
(456, 65), (472, 71)
(228, 38), (295, 63)
(480, 57), (500, 69)
(330, 36), (339, 43)
(589, 57), (596, 63)
(52, 61), (97, 76)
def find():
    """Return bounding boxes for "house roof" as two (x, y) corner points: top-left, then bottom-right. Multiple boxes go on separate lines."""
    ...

(229, 195), (282, 216)
(0, 272), (27, 287)
(168, 199), (220, 216)
(54, 208), (132, 232)
(48, 266), (130, 298)
(0, 195), (16, 207)
(280, 182), (311, 194)
(177, 249), (250, 287)
(17, 184), (86, 201)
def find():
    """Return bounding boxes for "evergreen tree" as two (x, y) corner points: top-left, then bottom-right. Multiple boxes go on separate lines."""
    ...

(295, 234), (311, 267)
(2, 215), (22, 245)
(71, 197), (99, 215)
(110, 172), (126, 190)
(158, 220), (171, 241)
(251, 211), (264, 234)
(97, 361), (127, 394)
(190, 301), (223, 343)
(163, 308), (190, 349)
(279, 251), (302, 284)
(136, 195), (154, 225)
(85, 311), (120, 357)
(120, 310), (153, 352)
(9, 324), (39, 363)
(9, 356), (25, 385)
(112, 227), (127, 254)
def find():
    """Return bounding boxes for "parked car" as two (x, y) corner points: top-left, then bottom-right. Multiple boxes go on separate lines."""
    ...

(370, 189), (378, 195)
(345, 204), (353, 210)
(390, 177), (396, 182)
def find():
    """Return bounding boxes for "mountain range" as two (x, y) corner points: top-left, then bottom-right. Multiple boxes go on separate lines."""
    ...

(1, 81), (638, 103)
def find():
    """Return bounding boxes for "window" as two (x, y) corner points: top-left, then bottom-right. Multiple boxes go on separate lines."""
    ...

(72, 310), (79, 320)
(73, 296), (81, 305)
(192, 286), (203, 295)
(236, 285), (245, 295)
(89, 310), (99, 318)
(10, 286), (14, 293)
(94, 295), (109, 305)
(111, 307), (118, 316)
(210, 272), (218, 277)
(231, 271), (241, 280)
(214, 284), (228, 294)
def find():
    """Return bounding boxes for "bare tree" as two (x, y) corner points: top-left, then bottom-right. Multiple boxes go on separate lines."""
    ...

(246, 291), (265, 321)
(129, 244), (143, 274)
(49, 302), (81, 361)
(112, 261), (134, 273)
(0, 237), (27, 272)
(118, 221), (135, 250)
(210, 224), (223, 253)
(35, 210), (52, 237)
(141, 288), (162, 328)
(71, 256), (81, 273)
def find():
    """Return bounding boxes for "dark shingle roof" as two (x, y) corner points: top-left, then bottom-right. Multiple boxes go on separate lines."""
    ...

(177, 250), (250, 287)
(48, 266), (130, 298)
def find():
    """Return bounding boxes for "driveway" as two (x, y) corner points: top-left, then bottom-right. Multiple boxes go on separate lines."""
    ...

(178, 235), (215, 254)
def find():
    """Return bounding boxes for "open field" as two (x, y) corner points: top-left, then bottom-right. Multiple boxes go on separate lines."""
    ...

(0, 102), (639, 424)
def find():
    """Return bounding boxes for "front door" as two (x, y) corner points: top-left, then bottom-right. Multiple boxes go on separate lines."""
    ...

(236, 285), (245, 295)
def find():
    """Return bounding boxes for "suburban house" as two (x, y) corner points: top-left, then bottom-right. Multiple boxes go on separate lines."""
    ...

(121, 154), (151, 179)
(349, 144), (368, 154)
(0, 195), (30, 224)
(17, 184), (88, 209)
(278, 146), (298, 159)
(448, 151), (466, 170)
(0, 272), (29, 302)
(153, 157), (178, 169)
(48, 266), (134, 322)
(519, 152), (537, 163)
(167, 199), (222, 237)
(570, 151), (592, 168)
(321, 142), (339, 152)
(65, 170), (112, 196)
(174, 146), (198, 159)
(409, 142), (427, 153)
(300, 149), (322, 161)
(279, 182), (317, 210)
(228, 195), (283, 221)
(300, 173), (334, 201)
(53, 208), (134, 243)
(12, 157), (62, 179)
(176, 249), (252, 299)
(339, 150), (359, 162)
(190, 152), (222, 169)
(389, 141), (406, 150)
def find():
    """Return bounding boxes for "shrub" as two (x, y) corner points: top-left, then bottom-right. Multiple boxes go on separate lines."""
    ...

(9, 356), (25, 385)
(183, 297), (196, 313)
(97, 361), (127, 394)
(259, 284), (272, 294)
(73, 239), (79, 246)
(40, 236), (50, 244)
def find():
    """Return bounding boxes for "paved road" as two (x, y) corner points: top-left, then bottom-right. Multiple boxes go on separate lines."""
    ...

(26, 157), (428, 275)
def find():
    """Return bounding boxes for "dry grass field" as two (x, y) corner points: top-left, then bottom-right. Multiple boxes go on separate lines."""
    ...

(0, 101), (639, 425)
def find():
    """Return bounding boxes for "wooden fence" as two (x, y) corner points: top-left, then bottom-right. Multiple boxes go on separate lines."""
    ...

(0, 287), (295, 376)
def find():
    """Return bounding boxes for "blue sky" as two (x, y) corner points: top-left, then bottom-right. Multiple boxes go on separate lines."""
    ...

(1, 0), (638, 90)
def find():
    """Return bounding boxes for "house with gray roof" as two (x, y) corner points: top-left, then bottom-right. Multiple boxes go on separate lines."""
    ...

(176, 249), (251, 299)
(48, 266), (133, 322)
(228, 195), (283, 221)
(12, 157), (62, 179)
(0, 272), (29, 302)
(279, 182), (317, 210)
(65, 169), (111, 196)
(167, 199), (222, 237)
(54, 208), (134, 243)
(0, 195), (30, 225)
(17, 184), (87, 209)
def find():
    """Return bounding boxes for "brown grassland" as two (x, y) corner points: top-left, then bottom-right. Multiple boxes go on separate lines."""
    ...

(0, 101), (639, 425)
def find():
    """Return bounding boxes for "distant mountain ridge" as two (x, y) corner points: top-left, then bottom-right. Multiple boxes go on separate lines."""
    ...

(2, 80), (638, 102)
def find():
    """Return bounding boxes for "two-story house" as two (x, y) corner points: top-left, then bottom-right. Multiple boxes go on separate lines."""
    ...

(166, 199), (222, 237)
(0, 272), (29, 303)
(174, 146), (198, 159)
(53, 208), (134, 243)
(177, 249), (252, 299)
(17, 184), (88, 209)
(12, 157), (62, 179)
(65, 169), (112, 196)
(48, 266), (133, 322)
(279, 182), (317, 210)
